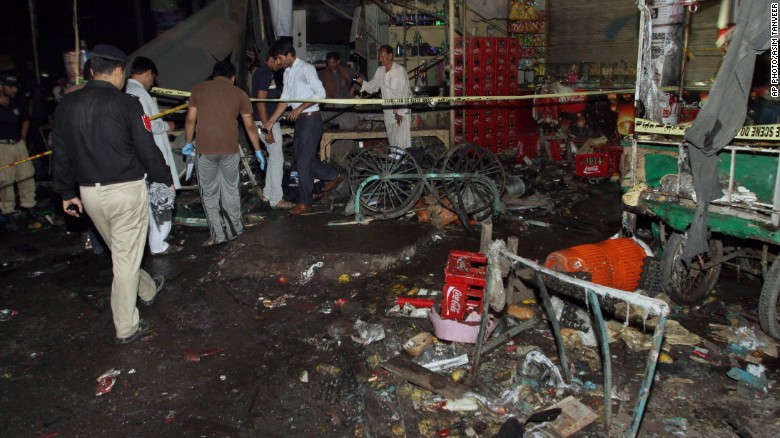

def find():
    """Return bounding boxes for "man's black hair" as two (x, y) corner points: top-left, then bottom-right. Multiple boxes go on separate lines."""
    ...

(211, 59), (236, 79)
(90, 56), (126, 76)
(326, 51), (340, 61)
(379, 45), (394, 55)
(272, 39), (295, 58)
(131, 56), (158, 76)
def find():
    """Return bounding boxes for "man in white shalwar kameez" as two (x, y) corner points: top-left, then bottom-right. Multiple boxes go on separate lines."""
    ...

(126, 57), (182, 255)
(357, 45), (412, 150)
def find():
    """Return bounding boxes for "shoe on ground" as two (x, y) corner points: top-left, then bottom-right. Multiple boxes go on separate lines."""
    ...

(289, 204), (311, 215)
(202, 239), (227, 248)
(115, 319), (150, 345)
(140, 275), (165, 306)
(272, 199), (296, 210)
(151, 244), (183, 256)
(321, 172), (345, 193)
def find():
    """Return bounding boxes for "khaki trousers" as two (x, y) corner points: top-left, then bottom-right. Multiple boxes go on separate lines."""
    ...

(0, 140), (36, 214)
(80, 178), (156, 338)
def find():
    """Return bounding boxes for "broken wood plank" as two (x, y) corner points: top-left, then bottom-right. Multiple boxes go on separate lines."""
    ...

(381, 356), (470, 400)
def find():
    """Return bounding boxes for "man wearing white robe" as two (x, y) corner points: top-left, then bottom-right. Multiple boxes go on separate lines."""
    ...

(126, 57), (182, 255)
(357, 45), (412, 150)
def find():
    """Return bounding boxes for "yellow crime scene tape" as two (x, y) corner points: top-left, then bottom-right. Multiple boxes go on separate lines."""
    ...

(0, 87), (649, 171)
(0, 103), (190, 171)
(635, 118), (780, 141)
(151, 85), (637, 106)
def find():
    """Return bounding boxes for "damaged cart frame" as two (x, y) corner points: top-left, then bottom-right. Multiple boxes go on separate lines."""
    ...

(475, 238), (670, 438)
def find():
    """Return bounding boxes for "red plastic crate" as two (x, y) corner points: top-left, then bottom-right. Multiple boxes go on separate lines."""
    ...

(594, 145), (623, 175)
(441, 251), (487, 320)
(517, 133), (540, 160)
(575, 153), (610, 178)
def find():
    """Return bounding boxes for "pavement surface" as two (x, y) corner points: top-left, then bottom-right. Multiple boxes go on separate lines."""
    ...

(1, 166), (779, 437)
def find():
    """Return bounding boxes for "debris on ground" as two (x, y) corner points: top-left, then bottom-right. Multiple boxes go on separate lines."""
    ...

(351, 319), (385, 345)
(181, 347), (224, 362)
(95, 369), (120, 396)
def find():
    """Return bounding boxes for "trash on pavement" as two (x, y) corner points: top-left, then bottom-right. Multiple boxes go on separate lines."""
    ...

(316, 364), (342, 376)
(507, 304), (537, 321)
(727, 364), (771, 400)
(443, 397), (479, 411)
(181, 347), (224, 362)
(262, 296), (287, 309)
(709, 324), (779, 358)
(545, 396), (598, 437)
(430, 308), (496, 344)
(95, 369), (120, 396)
(0, 309), (18, 322)
(351, 319), (385, 346)
(519, 350), (568, 390)
(386, 303), (431, 318)
(299, 261), (324, 285)
(403, 332), (434, 357)
(414, 342), (470, 372)
(396, 297), (434, 308)
(338, 274), (350, 283)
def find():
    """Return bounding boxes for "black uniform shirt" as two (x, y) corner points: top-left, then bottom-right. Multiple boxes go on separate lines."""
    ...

(0, 96), (28, 140)
(51, 79), (173, 200)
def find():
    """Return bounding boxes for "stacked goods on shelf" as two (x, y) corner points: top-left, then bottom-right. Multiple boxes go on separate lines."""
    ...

(453, 37), (520, 154)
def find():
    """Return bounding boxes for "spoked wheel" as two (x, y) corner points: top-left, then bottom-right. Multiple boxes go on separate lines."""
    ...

(660, 232), (723, 304)
(347, 146), (423, 219)
(758, 257), (780, 339)
(439, 143), (506, 221)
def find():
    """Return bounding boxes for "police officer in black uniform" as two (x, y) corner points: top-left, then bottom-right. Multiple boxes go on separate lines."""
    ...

(51, 44), (173, 344)
(0, 73), (38, 231)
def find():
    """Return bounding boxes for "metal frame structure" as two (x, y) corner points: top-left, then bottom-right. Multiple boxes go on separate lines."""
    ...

(474, 238), (670, 438)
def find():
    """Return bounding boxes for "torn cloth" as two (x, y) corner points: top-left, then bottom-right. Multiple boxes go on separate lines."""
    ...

(681, 0), (771, 262)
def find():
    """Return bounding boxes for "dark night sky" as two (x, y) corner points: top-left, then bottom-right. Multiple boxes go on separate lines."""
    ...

(4, 0), (361, 79)
(3, 0), (158, 75)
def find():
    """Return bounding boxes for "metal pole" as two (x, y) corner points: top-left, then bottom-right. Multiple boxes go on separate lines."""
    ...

(134, 0), (145, 48)
(676, 7), (692, 121)
(448, 0), (455, 146)
(73, 0), (79, 56)
(27, 0), (40, 83)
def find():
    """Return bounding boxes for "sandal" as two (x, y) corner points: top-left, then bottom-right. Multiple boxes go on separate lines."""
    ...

(201, 239), (227, 248)
(272, 200), (296, 210)
(152, 244), (183, 256)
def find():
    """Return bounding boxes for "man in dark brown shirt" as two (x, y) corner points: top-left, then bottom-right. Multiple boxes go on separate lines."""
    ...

(184, 60), (263, 247)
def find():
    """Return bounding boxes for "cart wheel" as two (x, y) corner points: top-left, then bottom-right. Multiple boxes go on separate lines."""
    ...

(439, 143), (505, 221)
(347, 146), (423, 218)
(758, 258), (780, 339)
(660, 232), (723, 304)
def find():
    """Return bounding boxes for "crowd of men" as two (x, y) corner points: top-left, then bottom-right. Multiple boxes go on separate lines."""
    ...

(1, 39), (413, 343)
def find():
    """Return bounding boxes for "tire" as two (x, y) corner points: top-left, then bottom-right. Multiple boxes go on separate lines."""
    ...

(660, 232), (723, 304)
(758, 258), (780, 339)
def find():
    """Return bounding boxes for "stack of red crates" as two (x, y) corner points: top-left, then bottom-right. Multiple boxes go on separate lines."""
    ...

(440, 251), (487, 320)
(453, 37), (520, 153)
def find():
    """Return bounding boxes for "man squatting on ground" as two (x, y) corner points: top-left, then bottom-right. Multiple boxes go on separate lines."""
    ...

(51, 45), (172, 344)
(183, 60), (265, 247)
(264, 39), (344, 216)
(356, 45), (413, 151)
(0, 73), (39, 231)
(252, 52), (294, 210)
(126, 56), (183, 255)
